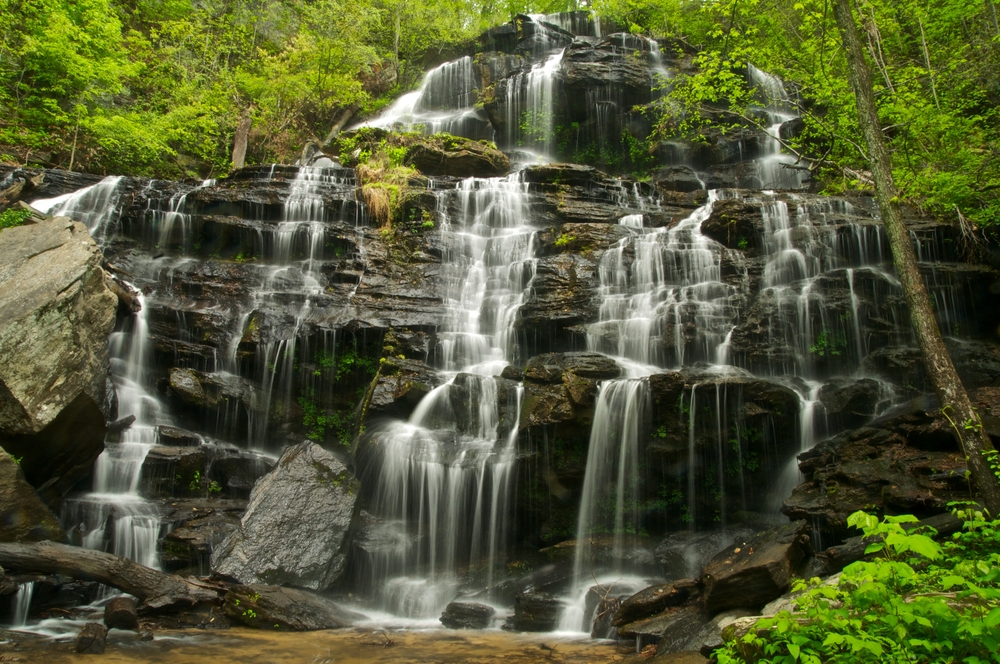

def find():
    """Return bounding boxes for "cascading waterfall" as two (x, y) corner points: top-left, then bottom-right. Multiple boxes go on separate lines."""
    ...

(747, 65), (807, 190)
(11, 581), (35, 627)
(357, 174), (537, 617)
(499, 50), (565, 161)
(362, 57), (489, 139)
(33, 186), (164, 572)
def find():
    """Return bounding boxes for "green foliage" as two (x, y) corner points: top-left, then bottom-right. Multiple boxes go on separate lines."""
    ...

(718, 507), (1000, 663)
(809, 328), (846, 357)
(8, 454), (23, 464)
(632, 0), (1000, 225)
(554, 232), (575, 247)
(0, 208), (32, 230)
(0, 0), (493, 176)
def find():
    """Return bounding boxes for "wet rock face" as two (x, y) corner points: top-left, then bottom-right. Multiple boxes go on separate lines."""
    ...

(654, 529), (754, 580)
(0, 217), (117, 503)
(612, 581), (693, 627)
(158, 498), (247, 573)
(782, 403), (969, 535)
(211, 442), (360, 591)
(508, 590), (564, 631)
(701, 520), (811, 613)
(440, 601), (496, 629)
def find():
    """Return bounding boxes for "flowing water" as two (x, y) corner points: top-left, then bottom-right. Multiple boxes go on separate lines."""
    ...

(12, 11), (980, 640)
(355, 175), (536, 617)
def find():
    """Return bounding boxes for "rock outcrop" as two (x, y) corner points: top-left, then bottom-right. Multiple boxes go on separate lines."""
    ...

(211, 442), (361, 591)
(701, 520), (811, 612)
(440, 601), (496, 629)
(0, 217), (117, 503)
(0, 448), (65, 542)
(222, 584), (365, 630)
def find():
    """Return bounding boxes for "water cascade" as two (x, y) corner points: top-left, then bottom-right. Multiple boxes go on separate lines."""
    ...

(362, 57), (490, 139)
(355, 175), (537, 617)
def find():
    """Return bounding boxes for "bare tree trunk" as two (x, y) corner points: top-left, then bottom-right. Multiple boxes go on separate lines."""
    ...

(0, 541), (219, 611)
(833, 0), (1000, 516)
(231, 109), (253, 170)
(322, 106), (357, 148)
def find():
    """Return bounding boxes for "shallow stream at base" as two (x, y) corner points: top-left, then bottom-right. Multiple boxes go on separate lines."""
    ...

(0, 627), (627, 663)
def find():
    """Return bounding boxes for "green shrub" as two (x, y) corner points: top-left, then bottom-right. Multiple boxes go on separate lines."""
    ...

(718, 507), (1000, 663)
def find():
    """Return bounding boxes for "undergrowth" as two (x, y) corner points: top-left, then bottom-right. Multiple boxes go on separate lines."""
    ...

(718, 506), (1000, 663)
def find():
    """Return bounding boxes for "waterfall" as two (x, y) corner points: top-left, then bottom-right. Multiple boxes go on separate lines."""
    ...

(499, 50), (565, 162)
(11, 581), (35, 627)
(361, 57), (488, 139)
(747, 65), (807, 190)
(356, 174), (536, 617)
(32, 187), (164, 571)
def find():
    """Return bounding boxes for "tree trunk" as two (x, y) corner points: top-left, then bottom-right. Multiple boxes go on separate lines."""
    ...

(322, 106), (357, 148)
(231, 109), (253, 170)
(0, 541), (219, 611)
(832, 0), (1000, 516)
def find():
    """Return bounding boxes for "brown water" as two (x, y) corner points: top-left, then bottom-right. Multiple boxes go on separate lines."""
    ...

(2, 627), (630, 663)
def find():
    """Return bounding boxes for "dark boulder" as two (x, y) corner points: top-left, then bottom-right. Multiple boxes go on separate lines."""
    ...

(223, 584), (365, 631)
(508, 590), (564, 631)
(440, 601), (496, 629)
(156, 425), (203, 447)
(613, 580), (695, 627)
(654, 530), (753, 580)
(701, 520), (811, 613)
(617, 603), (707, 650)
(211, 442), (360, 591)
(104, 595), (139, 630)
(159, 498), (246, 573)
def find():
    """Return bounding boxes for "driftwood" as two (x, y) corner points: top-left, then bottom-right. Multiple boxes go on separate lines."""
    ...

(0, 541), (219, 611)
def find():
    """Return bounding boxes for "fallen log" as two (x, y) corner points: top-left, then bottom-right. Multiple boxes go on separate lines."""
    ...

(0, 541), (219, 611)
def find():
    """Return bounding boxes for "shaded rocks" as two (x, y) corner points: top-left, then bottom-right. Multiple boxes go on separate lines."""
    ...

(222, 584), (365, 631)
(617, 604), (707, 651)
(159, 498), (247, 573)
(0, 217), (118, 503)
(520, 352), (622, 430)
(613, 581), (694, 627)
(440, 601), (496, 629)
(75, 622), (108, 654)
(701, 520), (811, 612)
(817, 378), (885, 429)
(654, 530), (753, 580)
(0, 448), (65, 542)
(211, 442), (360, 591)
(366, 357), (446, 420)
(404, 137), (509, 178)
(782, 403), (969, 534)
(104, 595), (139, 630)
(508, 590), (564, 631)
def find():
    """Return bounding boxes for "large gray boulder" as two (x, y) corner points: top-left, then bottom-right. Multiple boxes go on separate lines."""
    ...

(211, 442), (361, 590)
(0, 217), (117, 502)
